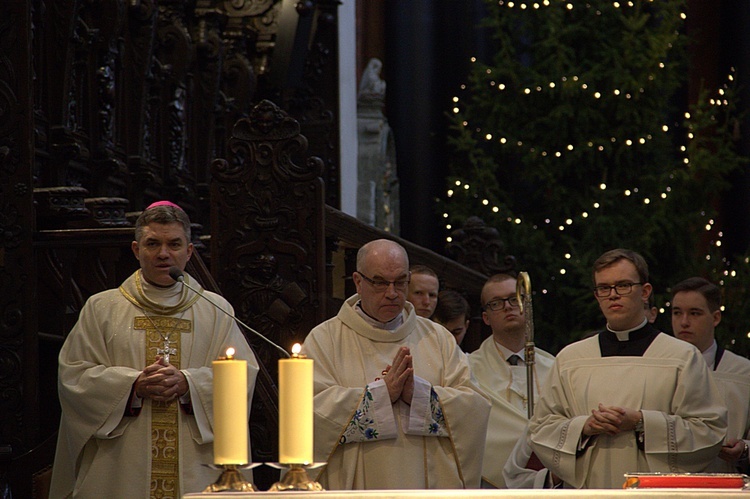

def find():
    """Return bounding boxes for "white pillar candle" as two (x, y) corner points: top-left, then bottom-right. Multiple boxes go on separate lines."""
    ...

(278, 343), (314, 464)
(212, 347), (248, 465)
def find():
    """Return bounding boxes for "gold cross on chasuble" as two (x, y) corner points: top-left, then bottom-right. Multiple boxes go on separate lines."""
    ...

(134, 316), (192, 499)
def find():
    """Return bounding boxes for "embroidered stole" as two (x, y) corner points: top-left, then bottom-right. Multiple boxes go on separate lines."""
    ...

(134, 316), (192, 499)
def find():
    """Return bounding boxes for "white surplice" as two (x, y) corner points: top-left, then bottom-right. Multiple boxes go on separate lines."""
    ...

(528, 332), (727, 489)
(468, 337), (555, 488)
(708, 348), (750, 472)
(50, 271), (259, 498)
(504, 424), (555, 489)
(303, 296), (491, 490)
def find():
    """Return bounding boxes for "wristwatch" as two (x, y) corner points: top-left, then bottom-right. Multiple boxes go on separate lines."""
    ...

(634, 415), (645, 445)
(634, 415), (644, 433)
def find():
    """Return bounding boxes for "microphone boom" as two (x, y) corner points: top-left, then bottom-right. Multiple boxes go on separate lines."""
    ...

(168, 266), (290, 358)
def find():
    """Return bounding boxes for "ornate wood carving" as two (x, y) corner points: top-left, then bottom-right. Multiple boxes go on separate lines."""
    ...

(446, 216), (517, 276)
(123, 0), (159, 209)
(1, 0), (39, 456)
(26, 0), (336, 228)
(78, 0), (127, 197)
(2, 0), (343, 491)
(284, 0), (340, 209)
(33, 186), (89, 229)
(211, 99), (326, 368)
(153, 1), (197, 209)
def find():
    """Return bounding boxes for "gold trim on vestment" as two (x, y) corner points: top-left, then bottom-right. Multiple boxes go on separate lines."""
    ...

(135, 316), (192, 499)
(119, 269), (200, 315)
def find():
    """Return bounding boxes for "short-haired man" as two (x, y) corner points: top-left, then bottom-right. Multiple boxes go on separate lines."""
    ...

(671, 276), (750, 472)
(432, 289), (471, 346)
(303, 239), (490, 489)
(528, 249), (727, 488)
(50, 202), (259, 497)
(469, 273), (555, 488)
(406, 264), (439, 318)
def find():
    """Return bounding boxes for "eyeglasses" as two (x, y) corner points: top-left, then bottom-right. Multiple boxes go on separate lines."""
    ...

(483, 296), (521, 311)
(358, 272), (410, 292)
(593, 282), (642, 298)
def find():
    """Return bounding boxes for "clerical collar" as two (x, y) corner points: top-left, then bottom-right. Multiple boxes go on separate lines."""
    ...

(702, 340), (718, 370)
(355, 300), (404, 331)
(599, 320), (661, 357)
(607, 317), (648, 341)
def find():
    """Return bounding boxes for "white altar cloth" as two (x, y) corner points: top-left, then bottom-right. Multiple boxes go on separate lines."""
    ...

(185, 488), (749, 498)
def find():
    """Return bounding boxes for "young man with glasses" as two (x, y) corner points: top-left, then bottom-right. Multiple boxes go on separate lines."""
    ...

(302, 239), (490, 489)
(528, 248), (727, 488)
(468, 273), (555, 488)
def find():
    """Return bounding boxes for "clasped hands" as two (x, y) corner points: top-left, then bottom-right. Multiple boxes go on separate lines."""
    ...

(134, 355), (188, 403)
(583, 403), (642, 437)
(720, 438), (746, 462)
(382, 346), (414, 405)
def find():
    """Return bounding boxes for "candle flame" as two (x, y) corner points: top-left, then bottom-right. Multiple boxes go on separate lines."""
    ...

(292, 343), (302, 355)
(226, 347), (235, 358)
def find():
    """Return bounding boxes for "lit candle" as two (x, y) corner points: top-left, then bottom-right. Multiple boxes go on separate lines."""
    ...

(278, 343), (314, 464)
(212, 347), (248, 465)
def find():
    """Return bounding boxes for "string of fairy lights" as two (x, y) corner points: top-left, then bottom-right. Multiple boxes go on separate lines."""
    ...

(445, 77), (735, 268)
(441, 3), (747, 338)
(496, 1), (661, 11)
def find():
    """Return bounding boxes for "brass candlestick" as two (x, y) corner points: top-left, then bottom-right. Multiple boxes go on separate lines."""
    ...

(267, 463), (325, 491)
(203, 464), (260, 493)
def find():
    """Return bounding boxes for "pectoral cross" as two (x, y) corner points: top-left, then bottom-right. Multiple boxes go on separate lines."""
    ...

(134, 316), (190, 368)
(157, 340), (177, 364)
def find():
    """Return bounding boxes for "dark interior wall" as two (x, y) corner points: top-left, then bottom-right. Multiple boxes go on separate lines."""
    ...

(719, 1), (750, 257)
(383, 0), (492, 254)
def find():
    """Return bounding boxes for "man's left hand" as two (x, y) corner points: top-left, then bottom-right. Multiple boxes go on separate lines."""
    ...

(720, 439), (746, 462)
(600, 405), (642, 432)
(399, 370), (414, 405)
(384, 347), (413, 404)
(150, 355), (189, 402)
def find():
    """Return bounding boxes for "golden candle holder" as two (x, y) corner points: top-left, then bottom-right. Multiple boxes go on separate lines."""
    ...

(203, 463), (261, 493)
(266, 462), (326, 491)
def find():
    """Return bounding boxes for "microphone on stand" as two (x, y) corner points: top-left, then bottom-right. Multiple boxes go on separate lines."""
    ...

(168, 266), (291, 358)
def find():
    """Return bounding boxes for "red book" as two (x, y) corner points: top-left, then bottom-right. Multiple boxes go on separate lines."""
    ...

(623, 473), (748, 489)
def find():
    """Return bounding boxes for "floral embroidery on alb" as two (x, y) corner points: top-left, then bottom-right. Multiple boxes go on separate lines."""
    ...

(340, 387), (379, 443)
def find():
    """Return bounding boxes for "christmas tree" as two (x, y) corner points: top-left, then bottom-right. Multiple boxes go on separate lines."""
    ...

(443, 0), (747, 353)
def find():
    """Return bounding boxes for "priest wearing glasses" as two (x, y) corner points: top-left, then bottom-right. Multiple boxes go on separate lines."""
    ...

(528, 248), (727, 488)
(50, 201), (259, 498)
(303, 239), (490, 489)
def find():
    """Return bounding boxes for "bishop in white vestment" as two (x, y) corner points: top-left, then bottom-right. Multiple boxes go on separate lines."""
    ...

(50, 203), (259, 498)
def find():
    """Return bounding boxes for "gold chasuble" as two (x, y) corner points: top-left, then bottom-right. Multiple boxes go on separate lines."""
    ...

(134, 316), (191, 498)
(122, 270), (199, 499)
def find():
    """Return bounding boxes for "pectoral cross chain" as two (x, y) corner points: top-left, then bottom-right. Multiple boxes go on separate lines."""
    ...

(134, 314), (190, 367)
